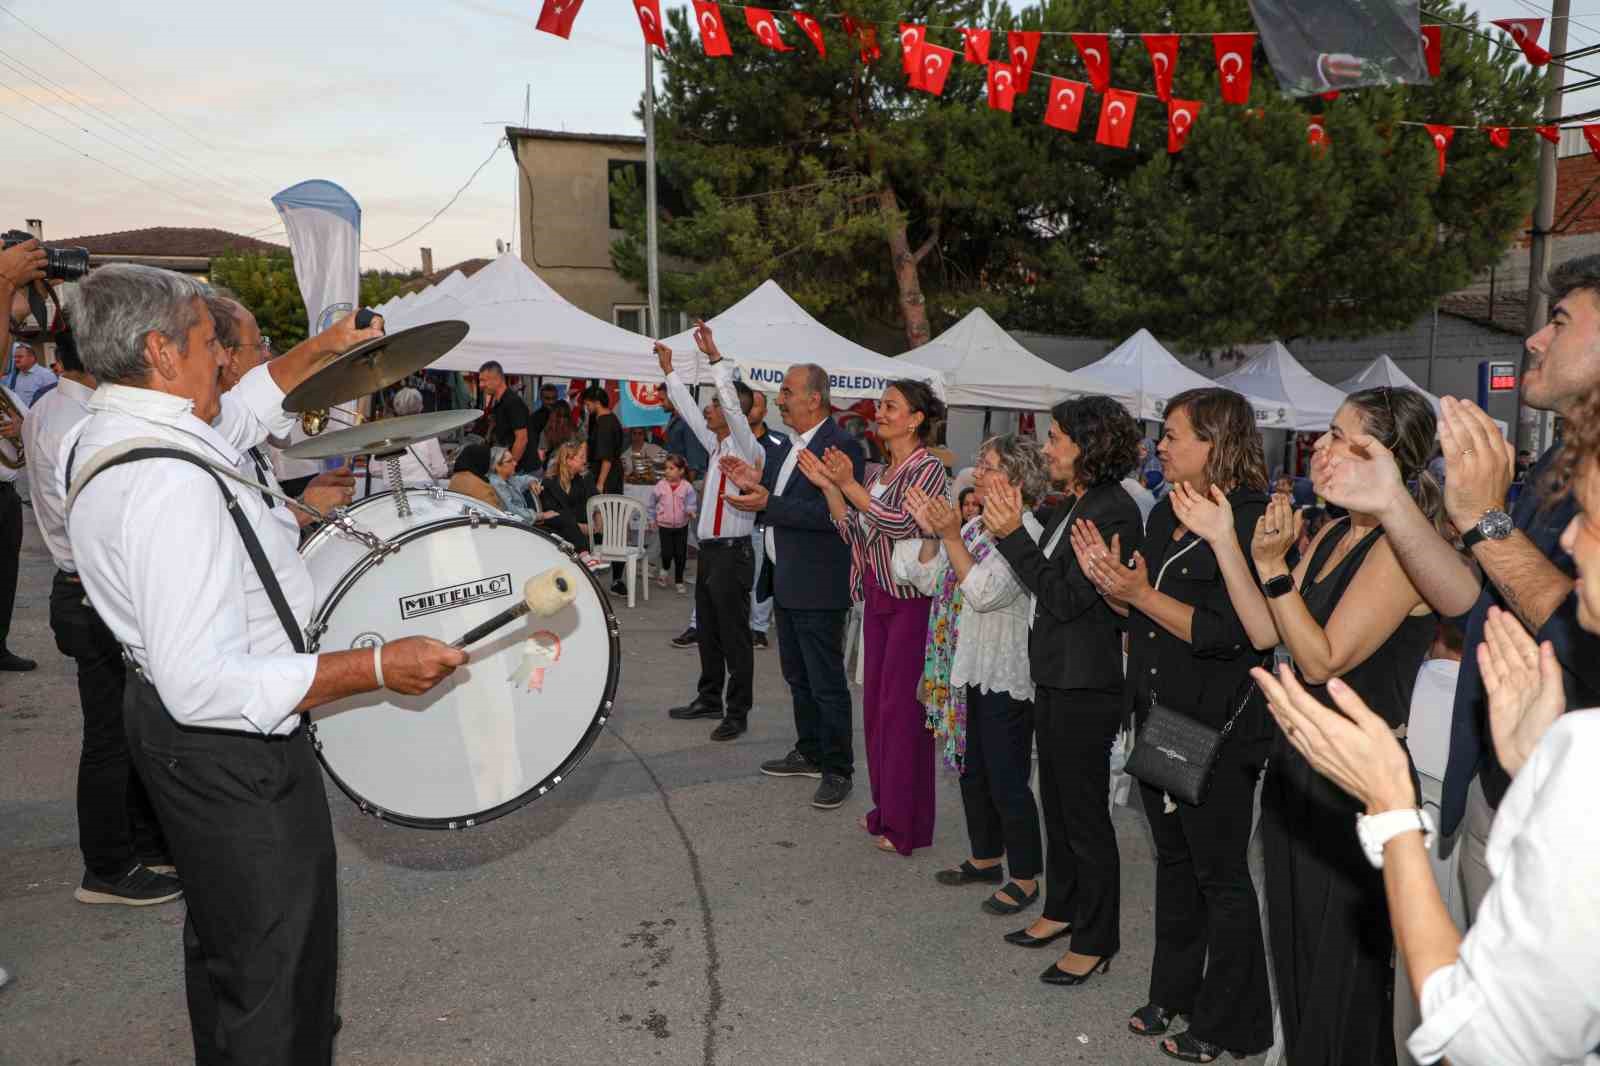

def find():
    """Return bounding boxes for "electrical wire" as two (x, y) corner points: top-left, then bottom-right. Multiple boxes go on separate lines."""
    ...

(364, 139), (508, 251)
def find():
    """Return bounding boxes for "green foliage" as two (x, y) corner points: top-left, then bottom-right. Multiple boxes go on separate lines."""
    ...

(209, 252), (421, 350)
(613, 0), (1543, 349)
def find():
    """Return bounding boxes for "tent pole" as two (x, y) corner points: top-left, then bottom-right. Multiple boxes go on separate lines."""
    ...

(644, 45), (662, 340)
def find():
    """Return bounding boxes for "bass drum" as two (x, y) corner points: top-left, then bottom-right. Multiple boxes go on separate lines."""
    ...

(301, 488), (619, 829)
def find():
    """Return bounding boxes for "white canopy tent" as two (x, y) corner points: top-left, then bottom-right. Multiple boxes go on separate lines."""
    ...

(1337, 354), (1508, 433)
(1215, 342), (1351, 431)
(1074, 329), (1292, 427)
(900, 308), (1133, 409)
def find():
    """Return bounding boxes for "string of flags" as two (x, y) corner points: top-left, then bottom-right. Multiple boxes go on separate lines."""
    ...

(535, 2), (1584, 170)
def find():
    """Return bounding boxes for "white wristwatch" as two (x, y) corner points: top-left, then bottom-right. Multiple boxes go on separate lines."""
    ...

(1356, 808), (1436, 869)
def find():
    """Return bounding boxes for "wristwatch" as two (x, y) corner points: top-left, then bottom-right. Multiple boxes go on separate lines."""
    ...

(1356, 808), (1436, 868)
(1262, 573), (1295, 599)
(1460, 509), (1514, 550)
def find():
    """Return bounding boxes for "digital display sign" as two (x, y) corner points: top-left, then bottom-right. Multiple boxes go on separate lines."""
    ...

(1487, 362), (1518, 392)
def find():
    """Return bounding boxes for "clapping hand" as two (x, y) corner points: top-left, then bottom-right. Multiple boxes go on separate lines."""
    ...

(1070, 518), (1147, 607)
(1478, 606), (1567, 776)
(1439, 396), (1514, 533)
(1169, 482), (1236, 546)
(980, 482), (1024, 538)
(820, 446), (855, 486)
(795, 447), (834, 491)
(720, 454), (761, 493)
(907, 486), (961, 539)
(1251, 494), (1302, 567)
(1315, 430), (1408, 519)
(727, 483), (770, 513)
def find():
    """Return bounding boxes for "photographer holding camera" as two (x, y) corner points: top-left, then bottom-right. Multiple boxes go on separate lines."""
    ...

(0, 236), (47, 674)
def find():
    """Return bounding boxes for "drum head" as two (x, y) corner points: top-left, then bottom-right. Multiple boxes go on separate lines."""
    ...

(307, 519), (619, 828)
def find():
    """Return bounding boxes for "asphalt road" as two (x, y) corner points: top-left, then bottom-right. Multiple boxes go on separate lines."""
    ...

(0, 516), (1277, 1066)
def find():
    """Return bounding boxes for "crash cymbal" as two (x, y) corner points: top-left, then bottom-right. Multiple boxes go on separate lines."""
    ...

(278, 410), (480, 460)
(282, 320), (469, 413)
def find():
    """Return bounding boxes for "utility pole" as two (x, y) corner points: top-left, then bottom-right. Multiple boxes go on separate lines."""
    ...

(644, 46), (662, 340)
(1520, 0), (1570, 453)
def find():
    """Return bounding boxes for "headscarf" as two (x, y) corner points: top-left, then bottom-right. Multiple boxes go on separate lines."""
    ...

(453, 443), (491, 479)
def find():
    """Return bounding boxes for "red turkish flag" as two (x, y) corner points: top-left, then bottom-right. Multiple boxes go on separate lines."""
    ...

(1536, 125), (1561, 145)
(535, 0), (584, 39)
(632, 0), (667, 50)
(914, 43), (956, 95)
(1167, 98), (1201, 153)
(1583, 125), (1600, 161)
(746, 7), (790, 51)
(1008, 31), (1042, 94)
(1071, 33), (1112, 93)
(692, 1), (731, 56)
(1491, 18), (1551, 66)
(1096, 88), (1138, 149)
(1486, 126), (1511, 149)
(1142, 34), (1179, 102)
(1321, 90), (1340, 101)
(1213, 33), (1255, 105)
(899, 23), (926, 77)
(1420, 25), (1443, 78)
(1043, 77), (1088, 132)
(986, 62), (1018, 112)
(842, 15), (879, 63)
(961, 28), (990, 64)
(792, 11), (826, 56)
(1307, 115), (1330, 153)
(1425, 124), (1455, 176)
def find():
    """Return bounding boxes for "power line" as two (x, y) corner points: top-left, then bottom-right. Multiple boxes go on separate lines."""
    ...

(365, 139), (508, 251)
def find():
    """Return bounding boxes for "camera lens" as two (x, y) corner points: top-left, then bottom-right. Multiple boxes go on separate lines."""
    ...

(46, 247), (90, 282)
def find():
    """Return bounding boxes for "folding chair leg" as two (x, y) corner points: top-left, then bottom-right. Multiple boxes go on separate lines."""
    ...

(626, 556), (636, 609)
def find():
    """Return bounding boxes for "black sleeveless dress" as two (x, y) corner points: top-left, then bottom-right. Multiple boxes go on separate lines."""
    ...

(1262, 520), (1434, 1066)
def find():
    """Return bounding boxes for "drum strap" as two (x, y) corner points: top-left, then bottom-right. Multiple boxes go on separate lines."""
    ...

(67, 443), (307, 654)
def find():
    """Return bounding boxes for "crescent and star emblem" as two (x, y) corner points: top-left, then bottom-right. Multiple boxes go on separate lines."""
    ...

(1056, 87), (1076, 109)
(1220, 50), (1243, 82)
(1153, 52), (1169, 73)
(1173, 108), (1192, 131)
(1509, 22), (1528, 42)
(1434, 133), (1447, 148)
(926, 53), (944, 75)
(1084, 46), (1103, 66)
(758, 20), (774, 42)
(1108, 100), (1127, 124)
(901, 28), (919, 48)
(995, 68), (1013, 92)
(1013, 45), (1029, 63)
(638, 5), (656, 30)
(699, 11), (717, 33)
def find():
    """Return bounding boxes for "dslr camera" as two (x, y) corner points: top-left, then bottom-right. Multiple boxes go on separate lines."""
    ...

(2, 229), (90, 281)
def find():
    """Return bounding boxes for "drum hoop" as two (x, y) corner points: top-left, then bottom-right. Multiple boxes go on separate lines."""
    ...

(297, 487), (503, 557)
(307, 518), (621, 831)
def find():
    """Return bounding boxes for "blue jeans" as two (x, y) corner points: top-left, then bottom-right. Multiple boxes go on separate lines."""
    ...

(776, 606), (853, 778)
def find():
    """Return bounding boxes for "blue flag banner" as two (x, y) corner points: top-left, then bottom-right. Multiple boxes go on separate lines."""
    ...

(618, 380), (669, 427)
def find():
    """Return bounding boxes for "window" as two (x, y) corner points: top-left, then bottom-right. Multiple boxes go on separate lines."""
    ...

(613, 306), (693, 336)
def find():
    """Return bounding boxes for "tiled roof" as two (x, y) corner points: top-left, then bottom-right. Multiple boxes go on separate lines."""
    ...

(398, 258), (493, 293)
(44, 227), (288, 257)
(1438, 291), (1529, 335)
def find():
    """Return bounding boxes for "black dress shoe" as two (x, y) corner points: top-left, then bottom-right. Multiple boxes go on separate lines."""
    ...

(760, 749), (822, 778)
(811, 774), (851, 809)
(1003, 922), (1072, 947)
(0, 651), (36, 672)
(933, 860), (1004, 887)
(670, 627), (698, 648)
(709, 718), (746, 741)
(981, 880), (1040, 915)
(1040, 955), (1112, 987)
(669, 703), (722, 720)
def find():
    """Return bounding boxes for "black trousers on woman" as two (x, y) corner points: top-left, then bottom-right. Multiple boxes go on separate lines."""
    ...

(1138, 732), (1272, 1055)
(958, 686), (1041, 879)
(1035, 687), (1122, 956)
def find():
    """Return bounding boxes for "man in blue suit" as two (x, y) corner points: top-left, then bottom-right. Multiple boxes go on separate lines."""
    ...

(724, 364), (863, 810)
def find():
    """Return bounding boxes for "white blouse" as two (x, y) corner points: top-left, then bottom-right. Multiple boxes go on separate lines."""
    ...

(1407, 710), (1600, 1066)
(891, 514), (1042, 702)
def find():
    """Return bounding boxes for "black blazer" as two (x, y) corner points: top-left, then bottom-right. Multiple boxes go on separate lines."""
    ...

(1124, 489), (1271, 737)
(758, 418), (863, 611)
(995, 481), (1142, 694)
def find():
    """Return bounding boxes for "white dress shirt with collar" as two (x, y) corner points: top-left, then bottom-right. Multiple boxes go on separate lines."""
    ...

(8, 362), (57, 407)
(764, 419), (823, 563)
(0, 384), (25, 486)
(20, 375), (93, 571)
(63, 364), (317, 736)
(661, 360), (762, 542)
(1406, 710), (1600, 1066)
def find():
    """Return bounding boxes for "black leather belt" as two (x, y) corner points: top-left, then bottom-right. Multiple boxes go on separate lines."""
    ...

(699, 537), (748, 549)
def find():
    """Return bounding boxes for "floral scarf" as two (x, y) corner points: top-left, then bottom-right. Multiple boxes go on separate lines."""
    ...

(920, 520), (995, 773)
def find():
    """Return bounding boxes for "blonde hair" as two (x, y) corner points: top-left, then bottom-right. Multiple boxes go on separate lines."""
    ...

(550, 440), (584, 492)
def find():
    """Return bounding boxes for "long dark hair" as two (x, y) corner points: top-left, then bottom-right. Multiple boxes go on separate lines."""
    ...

(543, 402), (574, 451)
(1342, 387), (1445, 534)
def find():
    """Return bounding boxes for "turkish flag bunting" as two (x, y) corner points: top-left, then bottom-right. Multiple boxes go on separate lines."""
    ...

(1535, 125), (1561, 144)
(1321, 90), (1340, 101)
(1307, 116), (1330, 152)
(1491, 18), (1552, 66)
(899, 23), (926, 77)
(1008, 31), (1042, 94)
(692, 1), (732, 56)
(1486, 126), (1511, 149)
(961, 28), (991, 64)
(914, 43), (956, 95)
(1044, 77), (1088, 132)
(535, 0), (584, 39)
(746, 8), (790, 51)
(792, 11), (826, 56)
(1071, 33), (1112, 93)
(1420, 25), (1443, 77)
(1425, 124), (1455, 176)
(1167, 98), (1201, 153)
(632, 0), (668, 50)
(1583, 125), (1600, 161)
(1142, 34), (1179, 101)
(1096, 88), (1139, 148)
(1213, 33), (1255, 104)
(986, 62), (1018, 112)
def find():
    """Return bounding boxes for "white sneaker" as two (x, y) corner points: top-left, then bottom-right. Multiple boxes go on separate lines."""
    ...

(675, 583), (687, 594)
(656, 574), (671, 589)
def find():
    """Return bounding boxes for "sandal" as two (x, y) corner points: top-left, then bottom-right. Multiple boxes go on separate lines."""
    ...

(980, 880), (1040, 915)
(1128, 1003), (1181, 1037)
(1160, 1031), (1245, 1063)
(873, 835), (901, 854)
(934, 860), (1004, 887)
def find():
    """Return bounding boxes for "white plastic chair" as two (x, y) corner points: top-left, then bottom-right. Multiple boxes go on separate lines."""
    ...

(587, 493), (651, 607)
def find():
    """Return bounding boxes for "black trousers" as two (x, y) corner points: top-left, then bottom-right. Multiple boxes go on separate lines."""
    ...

(959, 686), (1041, 879)
(1035, 688), (1121, 952)
(658, 525), (688, 583)
(50, 572), (166, 878)
(775, 605), (852, 777)
(0, 481), (19, 650)
(1139, 731), (1272, 1055)
(124, 674), (338, 1066)
(694, 538), (754, 720)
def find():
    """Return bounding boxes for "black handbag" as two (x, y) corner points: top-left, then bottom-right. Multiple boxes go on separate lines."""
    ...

(1124, 683), (1257, 807)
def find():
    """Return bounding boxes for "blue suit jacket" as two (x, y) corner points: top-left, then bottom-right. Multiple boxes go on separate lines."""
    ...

(758, 418), (863, 612)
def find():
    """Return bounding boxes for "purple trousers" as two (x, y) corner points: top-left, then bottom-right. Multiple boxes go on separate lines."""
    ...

(861, 572), (935, 855)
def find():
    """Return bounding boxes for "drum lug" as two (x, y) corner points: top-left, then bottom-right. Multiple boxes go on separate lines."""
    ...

(304, 622), (326, 652)
(466, 510), (482, 529)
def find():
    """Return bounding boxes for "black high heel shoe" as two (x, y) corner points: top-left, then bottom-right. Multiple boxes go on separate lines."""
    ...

(1160, 1031), (1246, 1063)
(1038, 954), (1112, 986)
(1003, 922), (1071, 948)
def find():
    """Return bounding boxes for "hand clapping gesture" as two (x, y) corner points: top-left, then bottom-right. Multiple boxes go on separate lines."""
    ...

(1478, 606), (1567, 776)
(1070, 518), (1148, 607)
(1169, 482), (1236, 546)
(1314, 430), (1408, 519)
(820, 446), (855, 487)
(1438, 396), (1515, 532)
(1251, 494), (1303, 566)
(979, 482), (1024, 539)
(720, 454), (761, 493)
(795, 447), (834, 491)
(907, 485), (961, 540)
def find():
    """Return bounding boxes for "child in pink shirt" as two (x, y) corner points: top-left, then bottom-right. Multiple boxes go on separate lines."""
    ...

(650, 454), (698, 592)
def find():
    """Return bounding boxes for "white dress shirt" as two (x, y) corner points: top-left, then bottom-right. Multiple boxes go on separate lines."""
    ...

(765, 419), (823, 563)
(1407, 710), (1600, 1066)
(20, 375), (93, 570)
(8, 362), (57, 407)
(0, 384), (25, 485)
(64, 365), (318, 736)
(661, 360), (762, 542)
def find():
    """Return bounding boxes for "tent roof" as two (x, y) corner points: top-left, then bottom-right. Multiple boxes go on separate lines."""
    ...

(1337, 354), (1438, 406)
(1074, 330), (1291, 426)
(1215, 342), (1351, 430)
(900, 308), (1132, 409)
(659, 280), (941, 399)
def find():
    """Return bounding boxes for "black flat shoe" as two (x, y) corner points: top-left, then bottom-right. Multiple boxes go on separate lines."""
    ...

(1160, 1031), (1246, 1063)
(709, 719), (746, 741)
(981, 880), (1040, 915)
(1039, 955), (1111, 986)
(1003, 922), (1072, 947)
(668, 703), (722, 720)
(933, 860), (1004, 887)
(1129, 1003), (1182, 1037)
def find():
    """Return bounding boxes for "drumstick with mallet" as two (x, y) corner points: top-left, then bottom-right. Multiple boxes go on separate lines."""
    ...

(447, 566), (578, 649)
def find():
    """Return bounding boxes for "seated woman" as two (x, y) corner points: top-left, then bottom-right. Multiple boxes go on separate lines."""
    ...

(487, 445), (544, 523)
(540, 440), (608, 571)
(446, 443), (505, 510)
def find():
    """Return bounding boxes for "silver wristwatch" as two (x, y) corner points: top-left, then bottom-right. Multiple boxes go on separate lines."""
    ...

(1461, 509), (1513, 550)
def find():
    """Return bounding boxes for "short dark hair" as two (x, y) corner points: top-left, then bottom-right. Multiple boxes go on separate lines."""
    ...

(204, 294), (241, 350)
(581, 385), (610, 407)
(1546, 254), (1600, 306)
(886, 378), (945, 444)
(1163, 387), (1269, 494)
(732, 379), (754, 415)
(958, 486), (976, 510)
(541, 382), (559, 393)
(479, 360), (504, 376)
(1051, 395), (1142, 488)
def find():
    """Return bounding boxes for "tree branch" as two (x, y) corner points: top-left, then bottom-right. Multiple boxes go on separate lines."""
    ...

(911, 218), (942, 265)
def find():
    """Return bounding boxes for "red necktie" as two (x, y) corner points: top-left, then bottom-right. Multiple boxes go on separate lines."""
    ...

(712, 464), (726, 536)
